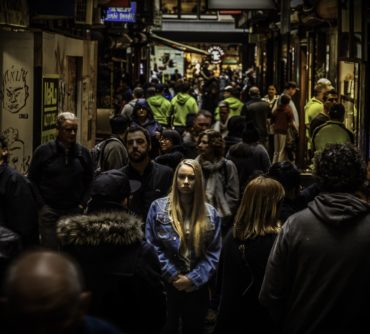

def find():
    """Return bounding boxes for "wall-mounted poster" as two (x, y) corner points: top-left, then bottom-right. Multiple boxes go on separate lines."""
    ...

(41, 75), (59, 144)
(150, 45), (184, 81)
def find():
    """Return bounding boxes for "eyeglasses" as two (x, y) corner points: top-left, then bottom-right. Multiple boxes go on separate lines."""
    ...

(61, 126), (77, 133)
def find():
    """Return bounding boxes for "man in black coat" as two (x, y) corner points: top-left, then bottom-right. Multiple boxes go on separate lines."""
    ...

(28, 112), (94, 249)
(243, 86), (271, 149)
(120, 125), (173, 220)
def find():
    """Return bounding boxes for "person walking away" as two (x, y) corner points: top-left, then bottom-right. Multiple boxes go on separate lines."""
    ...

(214, 176), (284, 334)
(271, 94), (296, 163)
(171, 82), (199, 134)
(260, 143), (370, 334)
(243, 86), (271, 149)
(147, 84), (172, 128)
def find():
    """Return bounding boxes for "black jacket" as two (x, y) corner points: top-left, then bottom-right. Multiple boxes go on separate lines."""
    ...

(57, 210), (166, 334)
(260, 193), (370, 334)
(215, 231), (276, 334)
(120, 161), (172, 219)
(0, 163), (39, 247)
(28, 140), (94, 210)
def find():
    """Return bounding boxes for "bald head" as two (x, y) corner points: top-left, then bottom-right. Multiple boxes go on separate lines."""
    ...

(3, 251), (88, 334)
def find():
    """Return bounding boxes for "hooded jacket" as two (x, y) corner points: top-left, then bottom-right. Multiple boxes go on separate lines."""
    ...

(171, 93), (199, 127)
(214, 97), (244, 121)
(260, 193), (370, 334)
(147, 95), (172, 126)
(57, 211), (166, 334)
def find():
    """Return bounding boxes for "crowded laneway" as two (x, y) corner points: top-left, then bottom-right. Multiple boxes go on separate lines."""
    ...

(1, 1), (370, 333)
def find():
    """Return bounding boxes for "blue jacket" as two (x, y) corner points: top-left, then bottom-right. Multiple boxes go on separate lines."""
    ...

(146, 196), (221, 288)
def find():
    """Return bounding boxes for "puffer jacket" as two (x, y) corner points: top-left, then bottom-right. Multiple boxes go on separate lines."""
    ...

(57, 211), (166, 334)
(145, 196), (221, 288)
(260, 193), (370, 334)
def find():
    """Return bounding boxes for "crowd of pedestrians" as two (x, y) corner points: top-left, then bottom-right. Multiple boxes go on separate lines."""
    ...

(0, 67), (367, 334)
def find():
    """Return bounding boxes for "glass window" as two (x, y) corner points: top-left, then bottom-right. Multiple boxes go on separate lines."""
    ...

(181, 0), (198, 15)
(353, 0), (362, 58)
(161, 0), (178, 15)
(200, 0), (217, 15)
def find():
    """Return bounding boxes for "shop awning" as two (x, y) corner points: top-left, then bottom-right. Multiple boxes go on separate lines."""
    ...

(150, 33), (209, 55)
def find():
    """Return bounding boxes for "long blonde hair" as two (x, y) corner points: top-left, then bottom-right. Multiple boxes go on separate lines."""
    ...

(234, 176), (285, 240)
(169, 159), (208, 256)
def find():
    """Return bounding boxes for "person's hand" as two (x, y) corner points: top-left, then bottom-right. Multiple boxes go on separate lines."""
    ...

(172, 274), (193, 292)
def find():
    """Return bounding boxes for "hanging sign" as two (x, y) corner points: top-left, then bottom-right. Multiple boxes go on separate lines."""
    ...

(208, 46), (225, 64)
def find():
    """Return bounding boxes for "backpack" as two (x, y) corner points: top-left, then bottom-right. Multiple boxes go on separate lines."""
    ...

(90, 137), (122, 174)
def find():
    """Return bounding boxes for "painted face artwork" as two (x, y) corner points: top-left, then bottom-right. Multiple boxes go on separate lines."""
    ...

(2, 66), (29, 113)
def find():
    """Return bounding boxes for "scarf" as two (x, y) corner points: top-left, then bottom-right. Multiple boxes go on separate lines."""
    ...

(197, 157), (231, 218)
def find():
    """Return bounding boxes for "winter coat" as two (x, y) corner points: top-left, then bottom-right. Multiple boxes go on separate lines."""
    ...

(146, 197), (221, 287)
(28, 139), (93, 210)
(119, 161), (173, 219)
(227, 142), (271, 194)
(260, 193), (370, 334)
(57, 210), (166, 334)
(147, 95), (172, 126)
(214, 231), (277, 334)
(171, 93), (199, 127)
(154, 145), (184, 171)
(0, 163), (39, 247)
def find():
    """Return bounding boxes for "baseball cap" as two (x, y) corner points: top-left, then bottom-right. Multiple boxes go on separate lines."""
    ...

(223, 85), (233, 92)
(317, 78), (334, 90)
(91, 170), (140, 202)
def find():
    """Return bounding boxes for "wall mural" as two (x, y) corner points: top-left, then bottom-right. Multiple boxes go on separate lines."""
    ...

(1, 65), (29, 114)
(3, 126), (30, 173)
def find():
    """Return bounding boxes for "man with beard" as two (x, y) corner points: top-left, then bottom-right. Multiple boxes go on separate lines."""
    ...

(120, 125), (172, 219)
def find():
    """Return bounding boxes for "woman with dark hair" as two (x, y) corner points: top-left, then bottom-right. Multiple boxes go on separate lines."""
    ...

(146, 159), (221, 334)
(196, 129), (239, 235)
(214, 176), (284, 334)
(131, 98), (162, 157)
(155, 129), (184, 171)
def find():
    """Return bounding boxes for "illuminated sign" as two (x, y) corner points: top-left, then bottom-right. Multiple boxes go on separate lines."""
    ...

(105, 1), (136, 22)
(208, 46), (225, 64)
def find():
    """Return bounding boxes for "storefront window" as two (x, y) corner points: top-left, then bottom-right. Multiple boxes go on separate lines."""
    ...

(161, 0), (178, 15)
(181, 0), (198, 15)
(339, 0), (363, 59)
(353, 0), (362, 59)
(161, 0), (217, 19)
(339, 61), (358, 136)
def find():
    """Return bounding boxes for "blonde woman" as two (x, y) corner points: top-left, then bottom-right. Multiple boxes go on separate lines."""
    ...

(214, 176), (284, 334)
(146, 159), (221, 334)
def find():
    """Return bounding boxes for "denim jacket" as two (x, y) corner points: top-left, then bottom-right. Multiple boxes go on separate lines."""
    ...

(146, 196), (221, 288)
